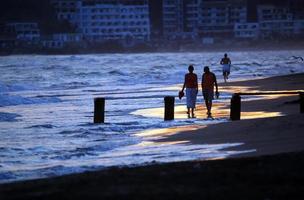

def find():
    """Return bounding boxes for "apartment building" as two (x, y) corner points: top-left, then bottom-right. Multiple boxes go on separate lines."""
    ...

(162, 0), (200, 40)
(257, 5), (294, 38)
(53, 33), (83, 42)
(5, 22), (40, 41)
(51, 0), (82, 25)
(51, 0), (150, 42)
(80, 0), (150, 41)
(234, 22), (259, 38)
(198, 0), (247, 36)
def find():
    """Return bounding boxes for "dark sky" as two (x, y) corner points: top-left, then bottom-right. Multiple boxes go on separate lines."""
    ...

(0, 0), (76, 34)
(0, 0), (53, 21)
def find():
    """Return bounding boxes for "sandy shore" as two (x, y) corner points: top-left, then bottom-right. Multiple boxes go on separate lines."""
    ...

(1, 73), (304, 199)
(157, 73), (304, 158)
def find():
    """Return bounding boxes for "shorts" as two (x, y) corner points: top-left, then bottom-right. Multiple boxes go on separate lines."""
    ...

(203, 89), (214, 101)
(186, 88), (197, 108)
(222, 64), (230, 75)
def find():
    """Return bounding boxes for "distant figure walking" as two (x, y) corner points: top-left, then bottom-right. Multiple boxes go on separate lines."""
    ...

(181, 65), (198, 118)
(201, 66), (219, 117)
(220, 53), (231, 82)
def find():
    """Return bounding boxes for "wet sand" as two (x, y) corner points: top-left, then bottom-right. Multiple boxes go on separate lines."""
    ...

(1, 73), (304, 199)
(157, 73), (304, 158)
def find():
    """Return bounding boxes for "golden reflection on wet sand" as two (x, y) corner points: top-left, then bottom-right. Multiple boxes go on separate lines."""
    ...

(241, 111), (283, 119)
(135, 140), (190, 147)
(135, 125), (204, 138)
(132, 103), (230, 119)
(220, 85), (301, 101)
(218, 85), (260, 94)
(132, 103), (283, 120)
(133, 85), (297, 142)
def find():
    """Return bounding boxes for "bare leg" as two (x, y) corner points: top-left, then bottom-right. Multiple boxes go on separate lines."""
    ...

(209, 101), (213, 115)
(207, 103), (211, 115)
(187, 108), (190, 118)
(191, 108), (195, 118)
(205, 100), (209, 114)
(205, 100), (213, 116)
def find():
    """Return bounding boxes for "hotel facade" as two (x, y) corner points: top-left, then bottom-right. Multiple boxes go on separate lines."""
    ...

(51, 0), (150, 42)
(198, 0), (247, 37)
(162, 0), (200, 40)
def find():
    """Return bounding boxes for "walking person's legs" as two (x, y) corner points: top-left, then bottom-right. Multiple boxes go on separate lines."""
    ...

(187, 107), (190, 118)
(186, 88), (197, 118)
(203, 90), (213, 116)
(208, 100), (213, 116)
(191, 108), (195, 118)
(205, 99), (210, 114)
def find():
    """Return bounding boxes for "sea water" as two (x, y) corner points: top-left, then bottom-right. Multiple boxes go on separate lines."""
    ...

(0, 51), (303, 182)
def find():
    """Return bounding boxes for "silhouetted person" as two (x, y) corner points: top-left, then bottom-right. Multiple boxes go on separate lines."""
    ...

(220, 53), (231, 82)
(181, 65), (198, 118)
(201, 66), (219, 117)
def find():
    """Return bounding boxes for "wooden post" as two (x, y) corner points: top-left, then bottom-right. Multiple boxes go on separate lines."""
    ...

(230, 94), (241, 121)
(300, 92), (304, 114)
(164, 96), (175, 120)
(94, 98), (105, 123)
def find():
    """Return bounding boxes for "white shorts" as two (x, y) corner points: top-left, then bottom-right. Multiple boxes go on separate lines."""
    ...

(222, 64), (230, 73)
(186, 88), (197, 109)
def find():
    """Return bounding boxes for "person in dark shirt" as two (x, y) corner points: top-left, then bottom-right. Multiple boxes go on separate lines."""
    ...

(201, 66), (219, 117)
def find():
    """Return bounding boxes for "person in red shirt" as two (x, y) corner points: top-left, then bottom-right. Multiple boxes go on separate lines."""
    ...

(201, 66), (219, 117)
(181, 65), (198, 118)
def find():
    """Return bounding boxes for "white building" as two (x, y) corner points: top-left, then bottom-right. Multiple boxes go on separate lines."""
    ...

(6, 23), (40, 41)
(80, 0), (150, 41)
(163, 0), (184, 38)
(41, 33), (82, 49)
(52, 0), (150, 42)
(53, 33), (83, 42)
(257, 5), (294, 38)
(51, 0), (82, 25)
(42, 40), (64, 48)
(234, 23), (259, 38)
(162, 0), (200, 40)
(199, 0), (247, 35)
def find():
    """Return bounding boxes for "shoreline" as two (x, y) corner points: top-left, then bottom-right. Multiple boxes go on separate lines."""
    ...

(156, 73), (304, 158)
(1, 73), (304, 199)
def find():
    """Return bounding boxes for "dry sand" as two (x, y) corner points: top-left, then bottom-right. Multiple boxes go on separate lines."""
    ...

(1, 73), (304, 199)
(157, 73), (304, 158)
(158, 114), (304, 158)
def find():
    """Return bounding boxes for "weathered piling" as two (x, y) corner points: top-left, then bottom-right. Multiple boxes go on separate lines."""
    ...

(164, 96), (175, 120)
(230, 94), (241, 121)
(300, 92), (304, 114)
(94, 98), (105, 123)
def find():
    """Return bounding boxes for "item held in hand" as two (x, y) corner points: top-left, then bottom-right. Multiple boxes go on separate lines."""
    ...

(215, 91), (220, 99)
(178, 91), (184, 99)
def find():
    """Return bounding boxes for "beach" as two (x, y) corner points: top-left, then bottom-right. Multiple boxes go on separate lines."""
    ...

(158, 73), (304, 157)
(1, 73), (303, 199)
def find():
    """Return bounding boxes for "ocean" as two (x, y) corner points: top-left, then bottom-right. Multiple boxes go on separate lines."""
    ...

(0, 50), (303, 183)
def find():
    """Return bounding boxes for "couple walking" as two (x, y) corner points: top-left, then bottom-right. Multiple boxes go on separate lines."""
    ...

(180, 65), (219, 118)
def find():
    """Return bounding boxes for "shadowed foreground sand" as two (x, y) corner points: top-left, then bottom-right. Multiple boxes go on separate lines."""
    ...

(0, 73), (304, 199)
